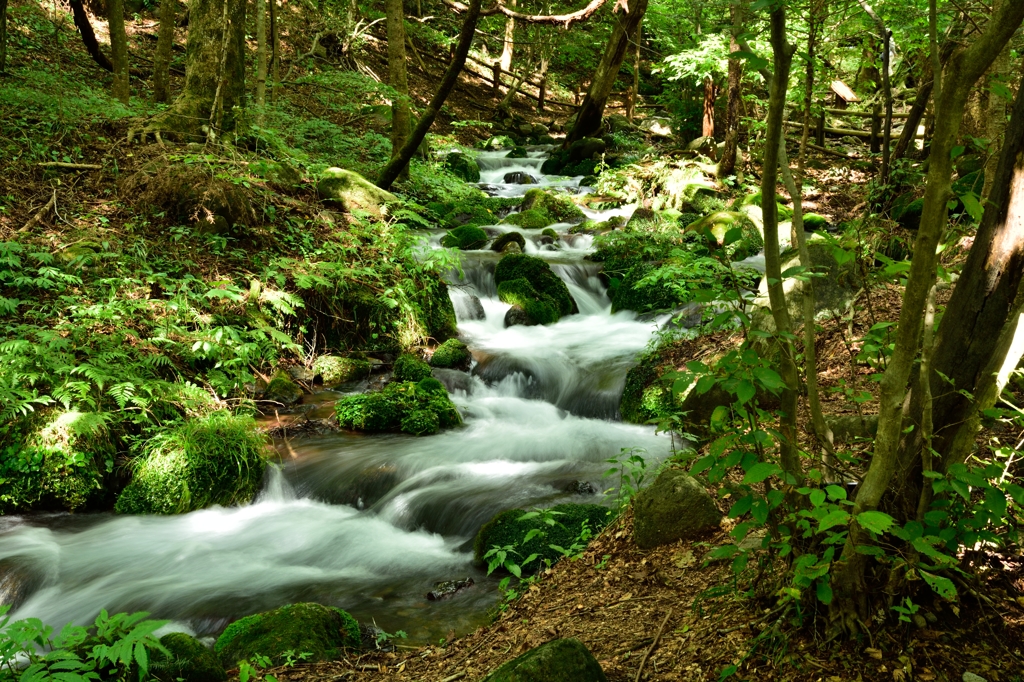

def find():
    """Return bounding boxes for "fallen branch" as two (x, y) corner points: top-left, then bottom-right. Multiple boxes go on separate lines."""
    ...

(634, 608), (672, 682)
(440, 673), (466, 682)
(19, 191), (57, 233)
(37, 162), (103, 170)
(445, 0), (610, 27)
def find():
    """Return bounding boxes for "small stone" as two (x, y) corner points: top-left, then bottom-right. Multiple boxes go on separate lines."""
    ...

(963, 673), (987, 682)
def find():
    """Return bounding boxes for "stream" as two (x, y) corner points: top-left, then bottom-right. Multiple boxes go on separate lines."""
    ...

(0, 148), (676, 644)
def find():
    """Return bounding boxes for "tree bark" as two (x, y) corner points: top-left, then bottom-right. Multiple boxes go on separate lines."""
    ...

(153, 0), (176, 102)
(70, 0), (113, 72)
(139, 0), (246, 139)
(269, 0), (280, 101)
(0, 0), (9, 72)
(831, 0), (1024, 632)
(627, 19), (640, 122)
(798, 0), (822, 166)
(565, 0), (649, 145)
(385, 0), (411, 179)
(108, 0), (130, 103)
(499, 0), (515, 73)
(982, 0), (1012, 202)
(376, 0), (482, 190)
(718, 1), (743, 177)
(702, 75), (717, 138)
(255, 0), (268, 106)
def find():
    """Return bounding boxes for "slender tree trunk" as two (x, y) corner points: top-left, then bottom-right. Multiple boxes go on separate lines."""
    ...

(982, 0), (1011, 202)
(718, 1), (743, 177)
(627, 20), (640, 121)
(153, 0), (176, 102)
(0, 0), (9, 72)
(499, 0), (515, 74)
(269, 0), (279, 101)
(537, 55), (550, 112)
(70, 0), (113, 72)
(892, 77), (932, 163)
(702, 76), (717, 138)
(761, 7), (801, 487)
(385, 0), (411, 180)
(255, 0), (268, 105)
(831, 1), (1024, 633)
(108, 0), (130, 103)
(377, 0), (482, 190)
(565, 0), (649, 144)
(799, 0), (822, 166)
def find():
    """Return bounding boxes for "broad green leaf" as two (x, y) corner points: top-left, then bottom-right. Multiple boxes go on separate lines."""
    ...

(816, 580), (833, 605)
(818, 509), (850, 532)
(920, 570), (957, 600)
(809, 489), (826, 507)
(856, 510), (895, 534)
(736, 379), (756, 405)
(742, 462), (782, 485)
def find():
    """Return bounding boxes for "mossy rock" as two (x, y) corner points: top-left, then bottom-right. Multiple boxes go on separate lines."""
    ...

(735, 191), (791, 220)
(481, 638), (607, 682)
(620, 350), (672, 424)
(502, 209), (552, 230)
(802, 213), (828, 231)
(263, 370), (302, 405)
(335, 381), (461, 435)
(312, 356), (371, 386)
(441, 225), (488, 250)
(683, 211), (763, 260)
(478, 135), (517, 150)
(567, 137), (607, 163)
(497, 279), (560, 326)
(952, 169), (985, 197)
(610, 262), (683, 315)
(893, 194), (924, 231)
(152, 633), (227, 682)
(214, 603), (360, 668)
(491, 231), (526, 253)
(394, 353), (432, 382)
(506, 146), (529, 159)
(632, 469), (722, 549)
(474, 503), (611, 572)
(430, 339), (471, 369)
(521, 189), (585, 223)
(443, 152), (481, 183)
(115, 412), (269, 515)
(316, 168), (398, 218)
(494, 254), (576, 320)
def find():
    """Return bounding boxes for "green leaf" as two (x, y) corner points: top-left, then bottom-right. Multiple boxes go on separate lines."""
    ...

(752, 366), (786, 391)
(818, 509), (851, 532)
(919, 570), (957, 600)
(816, 580), (833, 605)
(742, 462), (781, 485)
(856, 510), (895, 534)
(809, 489), (826, 507)
(729, 50), (768, 70)
(825, 484), (847, 501)
(950, 145), (965, 160)
(960, 192), (984, 223)
(728, 494), (753, 518)
(736, 379), (756, 405)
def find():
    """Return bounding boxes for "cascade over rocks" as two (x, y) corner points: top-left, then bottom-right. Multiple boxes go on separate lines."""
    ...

(632, 469), (722, 549)
(481, 638), (608, 682)
(316, 168), (398, 218)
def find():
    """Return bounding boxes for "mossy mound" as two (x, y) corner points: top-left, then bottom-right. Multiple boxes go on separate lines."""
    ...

(620, 350), (673, 424)
(152, 633), (227, 682)
(430, 339), (471, 369)
(506, 146), (529, 159)
(443, 152), (481, 183)
(482, 639), (607, 682)
(682, 211), (763, 261)
(497, 279), (561, 325)
(478, 135), (518, 150)
(312, 356), (371, 385)
(316, 168), (398, 218)
(394, 353), (432, 382)
(541, 228), (560, 240)
(494, 254), (576, 323)
(474, 503), (611, 572)
(892, 193), (924, 231)
(263, 370), (302, 405)
(441, 225), (489, 250)
(502, 209), (552, 230)
(520, 189), (585, 223)
(735, 191), (792, 220)
(803, 213), (828, 231)
(335, 380), (461, 435)
(115, 412), (269, 515)
(214, 603), (360, 668)
(491, 231), (526, 252)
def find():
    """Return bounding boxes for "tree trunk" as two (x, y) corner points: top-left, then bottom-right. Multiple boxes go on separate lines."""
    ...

(0, 0), (9, 73)
(982, 0), (1012, 202)
(627, 19), (640, 122)
(70, 0), (113, 72)
(892, 76), (932, 163)
(108, 0), (130, 103)
(153, 0), (176, 103)
(831, 1), (1024, 632)
(385, 0), (411, 179)
(718, 1), (743, 177)
(702, 75), (717, 138)
(140, 0), (246, 139)
(255, 0), (268, 106)
(376, 0), (482, 190)
(798, 0), (822, 166)
(499, 0), (515, 74)
(565, 0), (649, 145)
(269, 0), (280, 101)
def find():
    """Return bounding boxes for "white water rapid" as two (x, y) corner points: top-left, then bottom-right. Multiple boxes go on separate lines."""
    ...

(0, 147), (673, 644)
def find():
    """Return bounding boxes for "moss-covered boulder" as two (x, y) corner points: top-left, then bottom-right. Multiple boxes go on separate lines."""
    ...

(316, 168), (398, 218)
(683, 211), (763, 261)
(620, 351), (673, 424)
(802, 213), (828, 231)
(735, 191), (792, 221)
(520, 189), (585, 223)
(494, 254), (576, 325)
(262, 370), (302, 405)
(335, 380), (461, 435)
(430, 339), (471, 369)
(479, 135), (518, 150)
(482, 639), (607, 682)
(497, 279), (560, 326)
(312, 356), (371, 385)
(394, 353), (432, 382)
(115, 412), (269, 515)
(502, 209), (552, 230)
(633, 469), (722, 549)
(152, 633), (227, 682)
(441, 225), (488, 250)
(506, 146), (529, 159)
(443, 152), (481, 183)
(892, 193), (924, 231)
(214, 603), (360, 668)
(492, 231), (526, 253)
(474, 503), (611, 572)
(541, 228), (560, 240)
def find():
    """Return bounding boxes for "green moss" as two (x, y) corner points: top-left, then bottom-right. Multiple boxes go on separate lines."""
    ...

(474, 503), (611, 572)
(394, 353), (432, 382)
(335, 381), (461, 435)
(312, 356), (371, 385)
(400, 409), (441, 435)
(430, 339), (471, 368)
(152, 633), (227, 682)
(417, 377), (447, 394)
(114, 412), (269, 515)
(541, 228), (559, 240)
(443, 152), (481, 183)
(478, 135), (517, 150)
(494, 254), (575, 318)
(416, 280), (459, 342)
(620, 351), (672, 424)
(491, 231), (526, 253)
(506, 146), (529, 159)
(803, 213), (828, 231)
(521, 189), (585, 223)
(502, 209), (552, 230)
(441, 225), (488, 250)
(263, 370), (302, 404)
(497, 279), (560, 325)
(214, 603), (360, 667)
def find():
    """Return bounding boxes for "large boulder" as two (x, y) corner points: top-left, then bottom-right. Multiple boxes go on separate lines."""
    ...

(335, 378), (461, 436)
(430, 338), (471, 370)
(317, 168), (398, 218)
(312, 356), (372, 386)
(633, 469), (722, 549)
(520, 189), (585, 223)
(152, 633), (227, 682)
(441, 225), (489, 250)
(494, 253), (577, 326)
(491, 231), (526, 253)
(214, 603), (361, 667)
(443, 152), (481, 183)
(482, 639), (607, 682)
(567, 137), (607, 163)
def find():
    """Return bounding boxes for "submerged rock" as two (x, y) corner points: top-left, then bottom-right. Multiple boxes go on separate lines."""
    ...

(426, 577), (475, 600)
(633, 469), (721, 549)
(481, 638), (607, 682)
(214, 603), (361, 667)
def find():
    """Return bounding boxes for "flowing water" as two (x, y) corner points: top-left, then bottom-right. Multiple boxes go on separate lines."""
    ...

(0, 148), (676, 644)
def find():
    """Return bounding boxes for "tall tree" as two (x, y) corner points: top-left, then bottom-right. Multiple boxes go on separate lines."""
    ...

(565, 0), (649, 144)
(718, 1), (744, 177)
(152, 0), (177, 103)
(385, 0), (412, 178)
(255, 0), (268, 106)
(0, 0), (8, 73)
(499, 0), (515, 74)
(108, 0), (130, 103)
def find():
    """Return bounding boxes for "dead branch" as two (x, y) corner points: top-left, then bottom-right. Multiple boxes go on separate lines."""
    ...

(634, 608), (672, 682)
(445, 0), (611, 27)
(19, 191), (57, 233)
(37, 162), (103, 170)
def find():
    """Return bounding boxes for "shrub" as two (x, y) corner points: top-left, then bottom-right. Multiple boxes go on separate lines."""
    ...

(214, 603), (360, 667)
(474, 503), (612, 572)
(114, 412), (270, 515)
